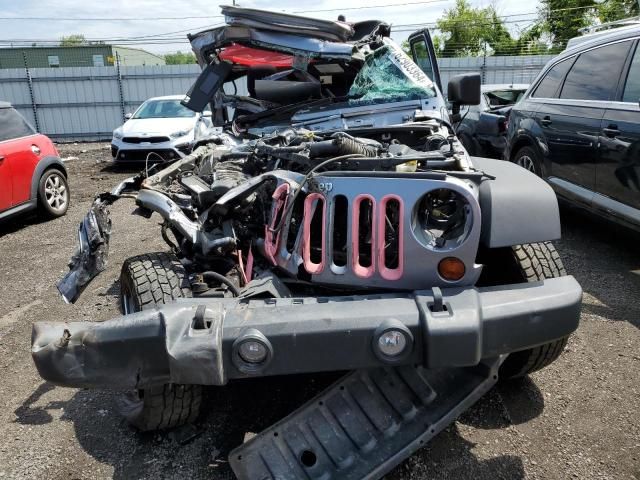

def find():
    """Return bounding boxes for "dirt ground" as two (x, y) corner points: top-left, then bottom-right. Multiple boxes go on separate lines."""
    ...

(0, 142), (638, 480)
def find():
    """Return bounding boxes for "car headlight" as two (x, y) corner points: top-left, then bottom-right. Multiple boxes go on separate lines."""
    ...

(412, 188), (472, 250)
(113, 130), (123, 140)
(170, 128), (193, 139)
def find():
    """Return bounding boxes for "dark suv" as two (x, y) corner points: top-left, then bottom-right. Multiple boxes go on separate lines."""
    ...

(505, 25), (640, 231)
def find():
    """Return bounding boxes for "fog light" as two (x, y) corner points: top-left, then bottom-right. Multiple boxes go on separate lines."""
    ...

(378, 330), (407, 357)
(232, 329), (273, 373)
(238, 340), (268, 364)
(372, 320), (414, 363)
(438, 257), (465, 281)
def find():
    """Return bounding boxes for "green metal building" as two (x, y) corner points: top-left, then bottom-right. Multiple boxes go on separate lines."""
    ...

(0, 45), (166, 69)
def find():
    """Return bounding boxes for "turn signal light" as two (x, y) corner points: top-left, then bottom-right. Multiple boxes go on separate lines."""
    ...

(438, 257), (465, 281)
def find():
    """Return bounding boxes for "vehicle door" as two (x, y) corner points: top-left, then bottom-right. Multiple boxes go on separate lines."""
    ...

(0, 108), (40, 206)
(533, 41), (632, 203)
(0, 143), (11, 211)
(596, 39), (640, 220)
(407, 29), (442, 92)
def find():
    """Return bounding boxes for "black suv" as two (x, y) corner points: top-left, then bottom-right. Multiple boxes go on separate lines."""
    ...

(505, 25), (640, 231)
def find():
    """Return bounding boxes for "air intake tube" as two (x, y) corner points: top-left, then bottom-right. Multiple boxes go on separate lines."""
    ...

(308, 136), (380, 158)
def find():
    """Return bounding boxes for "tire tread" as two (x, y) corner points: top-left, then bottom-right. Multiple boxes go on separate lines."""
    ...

(119, 252), (200, 431)
(499, 242), (570, 379)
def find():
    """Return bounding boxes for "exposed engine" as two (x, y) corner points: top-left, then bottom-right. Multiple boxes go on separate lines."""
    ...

(134, 123), (480, 295)
(58, 123), (486, 303)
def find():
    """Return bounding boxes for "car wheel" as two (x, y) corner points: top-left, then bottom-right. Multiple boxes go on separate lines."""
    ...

(477, 242), (570, 380)
(513, 146), (542, 176)
(117, 252), (201, 431)
(38, 169), (70, 218)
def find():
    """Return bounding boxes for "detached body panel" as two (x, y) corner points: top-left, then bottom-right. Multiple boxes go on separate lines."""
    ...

(32, 276), (581, 389)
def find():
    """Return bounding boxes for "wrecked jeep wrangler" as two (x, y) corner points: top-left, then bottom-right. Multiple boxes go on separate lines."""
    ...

(32, 7), (582, 479)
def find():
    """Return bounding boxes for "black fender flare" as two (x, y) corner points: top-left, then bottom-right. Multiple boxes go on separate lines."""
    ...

(472, 156), (560, 248)
(30, 156), (68, 201)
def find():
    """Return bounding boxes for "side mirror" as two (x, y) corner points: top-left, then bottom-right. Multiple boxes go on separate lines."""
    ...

(124, 112), (133, 120)
(447, 73), (481, 122)
(476, 112), (506, 136)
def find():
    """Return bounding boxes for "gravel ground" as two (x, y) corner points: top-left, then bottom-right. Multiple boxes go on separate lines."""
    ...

(0, 142), (638, 480)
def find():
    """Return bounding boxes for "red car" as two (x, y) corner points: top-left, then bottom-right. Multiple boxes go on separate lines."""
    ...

(0, 103), (69, 221)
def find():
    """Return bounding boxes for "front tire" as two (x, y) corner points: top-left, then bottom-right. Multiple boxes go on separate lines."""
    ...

(117, 252), (201, 431)
(38, 169), (69, 218)
(479, 242), (571, 380)
(513, 145), (543, 176)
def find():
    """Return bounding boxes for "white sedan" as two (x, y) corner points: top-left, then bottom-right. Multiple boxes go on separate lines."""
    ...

(111, 95), (211, 163)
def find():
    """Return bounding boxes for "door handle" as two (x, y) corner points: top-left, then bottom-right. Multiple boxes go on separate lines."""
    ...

(0, 155), (4, 163)
(540, 116), (552, 126)
(603, 125), (620, 137)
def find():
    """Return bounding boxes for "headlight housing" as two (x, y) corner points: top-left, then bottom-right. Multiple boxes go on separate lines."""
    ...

(412, 188), (473, 250)
(170, 128), (193, 139)
(112, 130), (123, 140)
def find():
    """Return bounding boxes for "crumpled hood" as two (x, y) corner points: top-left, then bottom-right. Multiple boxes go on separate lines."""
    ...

(120, 117), (195, 136)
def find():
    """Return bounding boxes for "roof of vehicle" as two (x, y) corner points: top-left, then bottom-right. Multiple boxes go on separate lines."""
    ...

(564, 23), (640, 53)
(143, 95), (187, 102)
(481, 84), (529, 92)
(189, 6), (390, 65)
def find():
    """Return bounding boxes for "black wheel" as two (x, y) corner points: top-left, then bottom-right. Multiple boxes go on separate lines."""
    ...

(38, 169), (69, 218)
(513, 145), (543, 176)
(478, 242), (571, 380)
(117, 252), (201, 431)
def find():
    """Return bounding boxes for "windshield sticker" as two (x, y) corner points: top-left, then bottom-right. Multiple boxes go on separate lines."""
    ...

(385, 40), (434, 89)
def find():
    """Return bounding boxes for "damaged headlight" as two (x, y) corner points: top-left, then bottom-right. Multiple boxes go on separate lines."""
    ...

(413, 188), (472, 250)
(170, 128), (193, 139)
(112, 129), (123, 140)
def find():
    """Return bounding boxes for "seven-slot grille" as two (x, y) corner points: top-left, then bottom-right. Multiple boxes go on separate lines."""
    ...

(261, 175), (482, 290)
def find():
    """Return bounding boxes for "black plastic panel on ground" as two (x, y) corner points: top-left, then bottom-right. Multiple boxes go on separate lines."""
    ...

(230, 359), (501, 480)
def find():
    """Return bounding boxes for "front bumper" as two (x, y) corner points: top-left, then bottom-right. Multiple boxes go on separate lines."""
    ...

(32, 276), (581, 389)
(111, 138), (193, 162)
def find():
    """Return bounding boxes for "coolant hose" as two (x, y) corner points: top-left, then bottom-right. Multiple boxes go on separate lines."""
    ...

(202, 271), (241, 297)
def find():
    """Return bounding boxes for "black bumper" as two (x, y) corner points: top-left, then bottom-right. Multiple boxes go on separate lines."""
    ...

(32, 276), (582, 389)
(112, 148), (180, 162)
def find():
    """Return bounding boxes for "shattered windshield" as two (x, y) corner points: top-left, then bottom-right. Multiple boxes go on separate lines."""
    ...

(348, 39), (436, 103)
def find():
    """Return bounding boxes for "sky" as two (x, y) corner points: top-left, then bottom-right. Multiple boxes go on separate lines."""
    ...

(0, 0), (542, 55)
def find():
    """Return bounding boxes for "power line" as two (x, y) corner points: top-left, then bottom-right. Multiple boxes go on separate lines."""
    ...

(0, 1), (601, 22)
(0, 3), (604, 48)
(0, 15), (223, 21)
(293, 0), (449, 14)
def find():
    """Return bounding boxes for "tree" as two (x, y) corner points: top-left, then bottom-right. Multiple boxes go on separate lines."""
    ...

(60, 34), (88, 46)
(538, 0), (597, 51)
(598, 0), (639, 23)
(435, 0), (522, 57)
(510, 24), (550, 55)
(164, 51), (197, 65)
